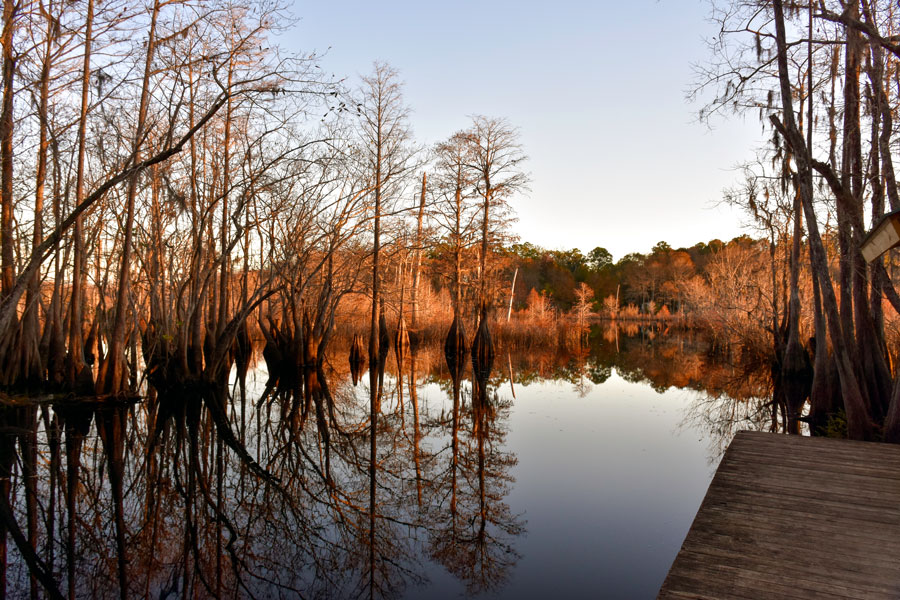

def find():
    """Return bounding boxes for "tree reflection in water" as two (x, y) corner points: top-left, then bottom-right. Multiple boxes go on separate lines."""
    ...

(0, 324), (781, 597)
(426, 338), (523, 596)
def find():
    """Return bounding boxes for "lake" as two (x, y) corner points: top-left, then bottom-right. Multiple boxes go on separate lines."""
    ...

(3, 325), (775, 598)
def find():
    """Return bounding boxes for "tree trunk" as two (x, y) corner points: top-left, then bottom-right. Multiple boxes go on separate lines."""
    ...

(22, 0), (56, 387)
(411, 172), (426, 329)
(479, 175), (491, 312)
(103, 0), (161, 394)
(217, 57), (235, 339)
(67, 0), (94, 389)
(771, 0), (873, 439)
(0, 0), (17, 299)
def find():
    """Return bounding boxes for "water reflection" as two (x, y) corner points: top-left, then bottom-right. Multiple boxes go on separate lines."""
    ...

(0, 324), (776, 597)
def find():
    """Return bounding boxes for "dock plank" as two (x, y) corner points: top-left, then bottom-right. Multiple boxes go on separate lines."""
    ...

(658, 431), (900, 599)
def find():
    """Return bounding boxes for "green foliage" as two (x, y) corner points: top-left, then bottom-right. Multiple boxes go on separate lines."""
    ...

(652, 241), (671, 255)
(509, 242), (544, 261)
(587, 246), (612, 271)
(588, 364), (612, 384)
(728, 234), (756, 248)
(551, 248), (587, 274)
(825, 410), (848, 439)
(616, 252), (646, 268)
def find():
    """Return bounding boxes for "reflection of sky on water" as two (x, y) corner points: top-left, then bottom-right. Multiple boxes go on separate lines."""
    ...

(404, 370), (718, 600)
(3, 329), (774, 598)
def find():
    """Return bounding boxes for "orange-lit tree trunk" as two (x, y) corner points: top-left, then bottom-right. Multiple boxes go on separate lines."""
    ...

(0, 0), (17, 590)
(465, 116), (527, 315)
(357, 62), (413, 596)
(22, 0), (57, 388)
(842, 0), (891, 420)
(410, 171), (426, 329)
(67, 0), (94, 390)
(0, 0), (17, 300)
(187, 57), (204, 374)
(771, 0), (873, 439)
(102, 0), (161, 394)
(217, 52), (235, 339)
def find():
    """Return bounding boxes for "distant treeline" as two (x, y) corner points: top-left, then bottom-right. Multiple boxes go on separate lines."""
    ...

(399, 235), (763, 324)
(497, 236), (760, 315)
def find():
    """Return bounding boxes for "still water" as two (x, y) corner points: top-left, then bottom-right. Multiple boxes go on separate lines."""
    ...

(3, 326), (774, 598)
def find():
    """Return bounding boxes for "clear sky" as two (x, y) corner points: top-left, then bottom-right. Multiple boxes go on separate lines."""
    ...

(286, 0), (764, 261)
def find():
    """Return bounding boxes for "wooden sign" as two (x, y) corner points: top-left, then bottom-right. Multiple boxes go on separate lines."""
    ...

(862, 209), (900, 263)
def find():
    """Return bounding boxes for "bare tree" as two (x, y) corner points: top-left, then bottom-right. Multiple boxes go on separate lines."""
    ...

(353, 60), (415, 598)
(465, 116), (528, 312)
(433, 131), (479, 364)
(697, 0), (900, 439)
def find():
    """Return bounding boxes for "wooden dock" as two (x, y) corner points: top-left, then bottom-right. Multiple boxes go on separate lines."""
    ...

(658, 430), (900, 599)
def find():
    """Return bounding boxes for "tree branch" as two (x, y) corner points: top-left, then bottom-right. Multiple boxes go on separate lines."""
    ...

(817, 7), (900, 60)
(0, 90), (232, 335)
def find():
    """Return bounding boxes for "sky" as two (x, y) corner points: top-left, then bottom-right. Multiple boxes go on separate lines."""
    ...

(286, 0), (765, 261)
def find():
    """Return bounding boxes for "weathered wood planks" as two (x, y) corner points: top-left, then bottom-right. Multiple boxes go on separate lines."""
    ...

(658, 430), (900, 599)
